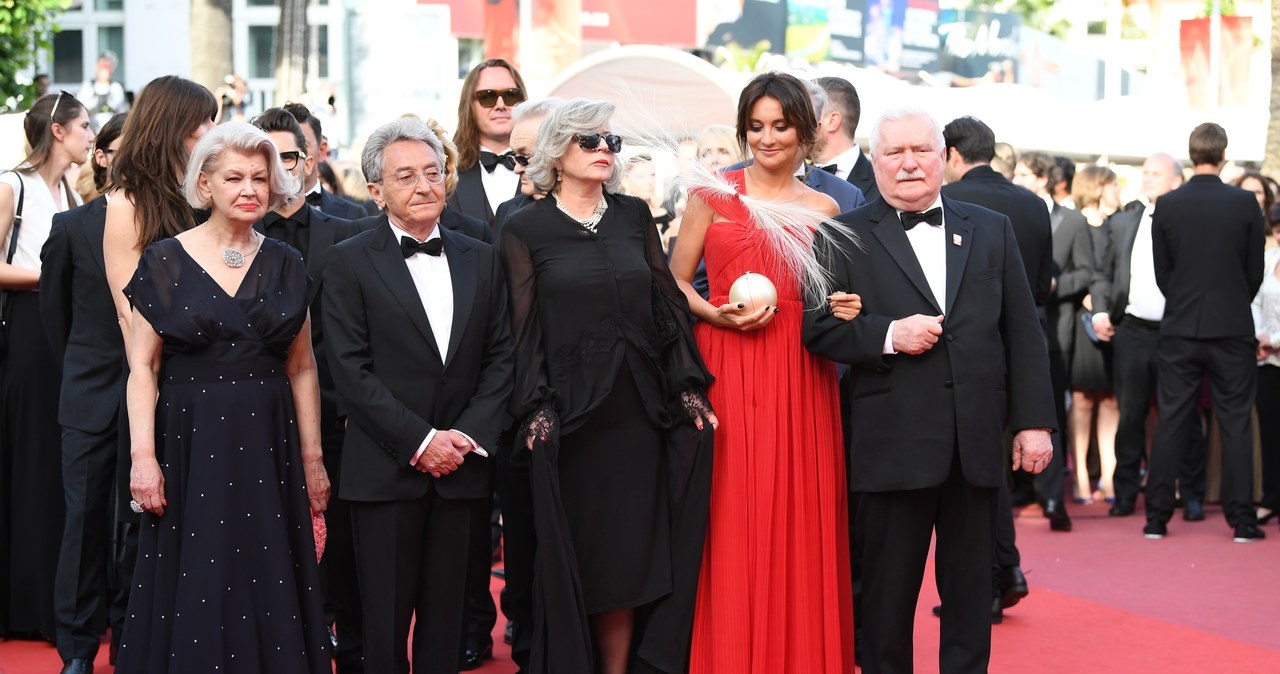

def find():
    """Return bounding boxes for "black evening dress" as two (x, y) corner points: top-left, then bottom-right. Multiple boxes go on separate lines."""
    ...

(501, 193), (713, 674)
(114, 237), (330, 674)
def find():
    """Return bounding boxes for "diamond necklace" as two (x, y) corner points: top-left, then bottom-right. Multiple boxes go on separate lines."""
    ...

(554, 193), (608, 233)
(221, 232), (264, 268)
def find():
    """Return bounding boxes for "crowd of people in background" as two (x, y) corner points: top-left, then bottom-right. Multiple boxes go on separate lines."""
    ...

(0, 57), (1275, 674)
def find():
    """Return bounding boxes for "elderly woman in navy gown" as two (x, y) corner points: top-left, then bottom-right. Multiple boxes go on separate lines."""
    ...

(115, 122), (332, 673)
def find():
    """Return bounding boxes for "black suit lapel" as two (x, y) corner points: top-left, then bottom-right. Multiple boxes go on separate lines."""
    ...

(869, 201), (941, 314)
(440, 228), (476, 367)
(451, 165), (494, 223)
(365, 222), (442, 362)
(308, 207), (337, 266)
(80, 197), (109, 278)
(942, 199), (974, 315)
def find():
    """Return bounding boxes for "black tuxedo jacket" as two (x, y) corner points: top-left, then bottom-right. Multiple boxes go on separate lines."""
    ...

(803, 197), (1056, 491)
(1153, 174), (1265, 339)
(38, 196), (123, 434)
(1092, 205), (1143, 322)
(494, 194), (535, 241)
(254, 205), (361, 430)
(942, 165), (1053, 310)
(322, 218), (514, 501)
(848, 151), (880, 204)
(1049, 202), (1101, 354)
(316, 188), (367, 221)
(446, 163), (521, 228)
(354, 207), (492, 244)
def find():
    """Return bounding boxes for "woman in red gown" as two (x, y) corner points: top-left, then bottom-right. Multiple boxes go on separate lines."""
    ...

(671, 72), (856, 673)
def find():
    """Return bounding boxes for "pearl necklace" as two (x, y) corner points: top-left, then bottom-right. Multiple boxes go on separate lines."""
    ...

(554, 193), (608, 233)
(221, 232), (264, 268)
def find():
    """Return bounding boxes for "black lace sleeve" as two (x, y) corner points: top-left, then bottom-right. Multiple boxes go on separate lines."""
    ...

(637, 198), (714, 394)
(500, 224), (558, 420)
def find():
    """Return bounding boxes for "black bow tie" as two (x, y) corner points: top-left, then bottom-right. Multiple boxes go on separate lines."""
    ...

(901, 207), (943, 231)
(480, 150), (516, 173)
(401, 236), (443, 258)
(817, 163), (839, 175)
(305, 191), (322, 206)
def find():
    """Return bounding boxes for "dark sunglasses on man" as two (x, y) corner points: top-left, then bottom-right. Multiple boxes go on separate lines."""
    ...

(576, 133), (623, 154)
(474, 87), (526, 108)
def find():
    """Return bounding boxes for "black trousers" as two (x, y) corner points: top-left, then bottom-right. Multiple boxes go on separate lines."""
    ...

(55, 424), (120, 661)
(320, 428), (363, 674)
(496, 432), (535, 671)
(461, 493), (498, 653)
(351, 492), (476, 674)
(1254, 364), (1280, 510)
(1112, 319), (1206, 507)
(1148, 335), (1257, 527)
(858, 453), (998, 674)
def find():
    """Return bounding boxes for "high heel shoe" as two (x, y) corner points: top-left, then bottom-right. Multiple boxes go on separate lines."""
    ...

(1257, 507), (1276, 525)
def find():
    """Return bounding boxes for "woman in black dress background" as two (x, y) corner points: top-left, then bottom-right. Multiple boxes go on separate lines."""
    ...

(116, 122), (331, 673)
(501, 98), (716, 674)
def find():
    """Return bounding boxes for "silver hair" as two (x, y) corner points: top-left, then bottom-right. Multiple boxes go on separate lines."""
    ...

(512, 97), (565, 125)
(869, 106), (945, 157)
(184, 122), (298, 212)
(526, 99), (625, 195)
(361, 117), (445, 184)
(803, 79), (827, 119)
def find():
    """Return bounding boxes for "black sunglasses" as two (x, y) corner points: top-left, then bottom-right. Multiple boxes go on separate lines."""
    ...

(279, 150), (307, 169)
(513, 154), (531, 167)
(474, 88), (526, 108)
(576, 133), (623, 154)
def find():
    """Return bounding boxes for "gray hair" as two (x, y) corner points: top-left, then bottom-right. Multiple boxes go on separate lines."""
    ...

(526, 99), (625, 195)
(184, 122), (298, 212)
(803, 79), (827, 119)
(869, 106), (944, 157)
(361, 117), (446, 184)
(512, 97), (565, 125)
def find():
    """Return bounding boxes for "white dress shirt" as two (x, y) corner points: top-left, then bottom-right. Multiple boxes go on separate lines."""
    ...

(387, 219), (487, 463)
(883, 196), (947, 354)
(479, 146), (520, 216)
(1124, 205), (1166, 322)
(821, 145), (863, 182)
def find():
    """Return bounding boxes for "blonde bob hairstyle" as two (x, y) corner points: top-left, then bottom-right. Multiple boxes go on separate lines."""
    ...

(183, 122), (298, 212)
(526, 98), (624, 195)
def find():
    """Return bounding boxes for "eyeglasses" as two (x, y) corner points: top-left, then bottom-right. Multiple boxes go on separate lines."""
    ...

(474, 88), (526, 108)
(383, 167), (447, 189)
(49, 89), (72, 121)
(513, 154), (531, 167)
(576, 133), (623, 154)
(279, 150), (307, 170)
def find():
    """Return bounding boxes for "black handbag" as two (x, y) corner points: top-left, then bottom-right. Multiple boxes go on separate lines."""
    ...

(0, 171), (25, 357)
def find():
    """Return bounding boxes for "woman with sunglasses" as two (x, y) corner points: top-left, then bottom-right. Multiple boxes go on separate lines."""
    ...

(501, 98), (716, 674)
(0, 90), (95, 643)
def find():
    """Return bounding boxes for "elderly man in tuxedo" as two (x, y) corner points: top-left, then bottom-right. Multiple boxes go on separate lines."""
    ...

(323, 117), (514, 674)
(803, 107), (1056, 674)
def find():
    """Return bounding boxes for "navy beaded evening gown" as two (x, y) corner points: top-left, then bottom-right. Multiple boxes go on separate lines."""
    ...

(114, 237), (330, 674)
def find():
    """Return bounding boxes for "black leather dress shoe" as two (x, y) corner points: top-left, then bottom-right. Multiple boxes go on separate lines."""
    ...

(60, 659), (93, 674)
(996, 565), (1029, 608)
(459, 640), (493, 670)
(504, 620), (515, 645)
(1109, 499), (1135, 517)
(1182, 500), (1205, 521)
(1043, 499), (1073, 531)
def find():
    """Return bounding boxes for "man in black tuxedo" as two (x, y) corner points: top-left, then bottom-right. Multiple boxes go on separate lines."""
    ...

(40, 113), (130, 674)
(447, 59), (527, 229)
(1012, 150), (1103, 531)
(446, 61), (528, 667)
(803, 108), (1056, 674)
(1144, 123), (1265, 542)
(282, 101), (367, 220)
(323, 118), (514, 674)
(1089, 153), (1207, 519)
(250, 107), (365, 673)
(812, 76), (878, 203)
(940, 115), (1053, 617)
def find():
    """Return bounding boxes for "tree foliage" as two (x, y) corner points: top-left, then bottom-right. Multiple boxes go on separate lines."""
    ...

(0, 0), (69, 111)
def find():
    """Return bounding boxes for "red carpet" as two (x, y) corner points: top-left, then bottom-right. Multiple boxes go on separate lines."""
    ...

(2, 500), (1276, 673)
